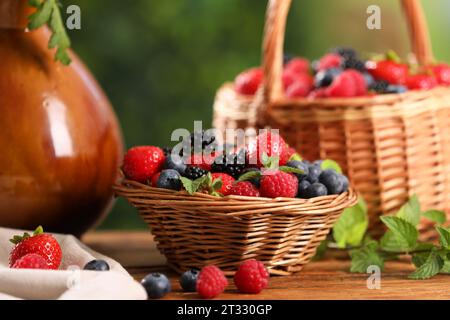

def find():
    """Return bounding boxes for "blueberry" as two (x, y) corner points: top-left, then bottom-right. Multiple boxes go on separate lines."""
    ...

(319, 170), (344, 194)
(164, 154), (187, 175)
(240, 167), (261, 188)
(305, 183), (328, 198)
(157, 169), (182, 191)
(340, 174), (349, 192)
(83, 259), (110, 271)
(314, 68), (342, 88)
(306, 163), (322, 183)
(141, 273), (171, 299)
(385, 85), (407, 94)
(179, 269), (200, 292)
(286, 160), (309, 181)
(363, 73), (375, 89)
(297, 179), (311, 198)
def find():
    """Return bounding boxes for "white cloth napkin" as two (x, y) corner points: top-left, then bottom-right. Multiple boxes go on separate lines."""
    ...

(0, 227), (147, 300)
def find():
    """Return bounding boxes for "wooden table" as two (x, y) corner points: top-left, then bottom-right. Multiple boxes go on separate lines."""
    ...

(82, 231), (450, 300)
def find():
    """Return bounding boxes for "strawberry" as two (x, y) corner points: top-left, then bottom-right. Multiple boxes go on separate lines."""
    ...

(229, 181), (260, 197)
(11, 253), (49, 270)
(247, 131), (288, 167)
(211, 173), (235, 196)
(151, 172), (161, 187)
(282, 70), (296, 90)
(325, 70), (358, 97)
(234, 67), (263, 95)
(280, 147), (297, 165)
(430, 64), (450, 85)
(9, 226), (62, 269)
(285, 73), (314, 98)
(346, 70), (368, 96)
(316, 53), (342, 71)
(260, 171), (298, 198)
(284, 57), (310, 74)
(406, 74), (438, 90)
(366, 60), (409, 85)
(122, 146), (165, 183)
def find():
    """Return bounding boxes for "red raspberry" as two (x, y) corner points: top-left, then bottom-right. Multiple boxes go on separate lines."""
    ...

(285, 57), (310, 74)
(211, 173), (235, 196)
(196, 265), (228, 299)
(282, 69), (296, 90)
(316, 53), (342, 71)
(11, 253), (49, 270)
(260, 171), (298, 198)
(325, 70), (358, 97)
(234, 67), (263, 95)
(234, 259), (269, 294)
(151, 172), (161, 187)
(366, 60), (409, 85)
(285, 73), (314, 98)
(308, 88), (328, 99)
(406, 74), (438, 90)
(431, 64), (450, 85)
(229, 181), (260, 197)
(122, 146), (165, 183)
(346, 70), (368, 96)
(247, 131), (287, 167)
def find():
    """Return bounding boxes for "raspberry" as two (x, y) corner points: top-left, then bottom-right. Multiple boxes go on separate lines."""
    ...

(247, 131), (287, 167)
(284, 57), (310, 74)
(211, 173), (235, 196)
(325, 70), (358, 97)
(285, 73), (314, 98)
(229, 181), (260, 197)
(122, 146), (165, 183)
(406, 74), (438, 90)
(234, 259), (269, 294)
(346, 70), (368, 96)
(11, 253), (49, 270)
(431, 64), (450, 85)
(260, 171), (298, 198)
(235, 67), (263, 95)
(316, 53), (343, 71)
(196, 265), (228, 299)
(366, 60), (409, 85)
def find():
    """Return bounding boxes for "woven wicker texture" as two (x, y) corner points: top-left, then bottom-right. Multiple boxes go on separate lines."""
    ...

(212, 0), (450, 236)
(114, 180), (357, 275)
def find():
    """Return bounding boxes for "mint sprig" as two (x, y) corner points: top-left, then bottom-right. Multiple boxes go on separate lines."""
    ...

(28, 0), (71, 65)
(180, 173), (223, 197)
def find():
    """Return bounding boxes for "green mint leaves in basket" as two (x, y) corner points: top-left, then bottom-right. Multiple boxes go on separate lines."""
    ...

(326, 195), (450, 279)
(28, 0), (71, 65)
(180, 172), (223, 197)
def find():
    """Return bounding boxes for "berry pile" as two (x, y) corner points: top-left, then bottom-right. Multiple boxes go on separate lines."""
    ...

(122, 130), (350, 199)
(234, 48), (450, 98)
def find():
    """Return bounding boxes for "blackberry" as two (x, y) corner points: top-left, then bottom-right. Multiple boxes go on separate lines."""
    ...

(211, 150), (246, 179)
(372, 80), (389, 93)
(162, 147), (172, 157)
(184, 166), (208, 180)
(333, 47), (358, 60)
(343, 58), (366, 72)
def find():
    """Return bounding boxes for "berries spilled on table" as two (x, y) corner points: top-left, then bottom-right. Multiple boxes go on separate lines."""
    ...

(141, 272), (172, 299)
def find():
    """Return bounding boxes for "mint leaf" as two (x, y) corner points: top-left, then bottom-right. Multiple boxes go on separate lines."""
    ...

(211, 177), (223, 191)
(320, 159), (342, 174)
(332, 197), (368, 248)
(180, 177), (195, 195)
(441, 260), (450, 273)
(279, 166), (304, 175)
(409, 249), (444, 280)
(28, 0), (53, 29)
(350, 241), (384, 273)
(436, 227), (450, 250)
(396, 195), (421, 226)
(422, 210), (446, 225)
(380, 216), (418, 252)
(237, 171), (262, 183)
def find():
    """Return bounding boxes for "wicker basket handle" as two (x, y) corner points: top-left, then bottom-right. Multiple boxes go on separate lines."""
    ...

(262, 0), (435, 104)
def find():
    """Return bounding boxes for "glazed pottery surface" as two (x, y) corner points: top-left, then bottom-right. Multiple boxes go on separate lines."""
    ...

(0, 1), (124, 235)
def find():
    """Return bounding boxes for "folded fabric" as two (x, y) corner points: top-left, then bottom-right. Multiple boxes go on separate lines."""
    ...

(0, 227), (147, 300)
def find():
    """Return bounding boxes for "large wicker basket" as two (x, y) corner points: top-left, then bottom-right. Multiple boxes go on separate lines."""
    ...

(114, 179), (357, 275)
(213, 0), (450, 237)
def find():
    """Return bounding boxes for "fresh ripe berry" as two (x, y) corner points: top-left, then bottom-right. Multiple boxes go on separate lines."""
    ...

(343, 57), (367, 72)
(229, 181), (260, 197)
(189, 130), (218, 153)
(240, 168), (262, 188)
(325, 70), (358, 97)
(316, 53), (343, 71)
(163, 154), (187, 175)
(180, 269), (200, 292)
(332, 47), (358, 60)
(151, 172), (161, 187)
(196, 265), (228, 299)
(211, 151), (246, 179)
(284, 57), (310, 74)
(157, 169), (182, 191)
(306, 163), (322, 183)
(9, 226), (62, 269)
(280, 147), (297, 165)
(372, 80), (390, 93)
(340, 175), (349, 193)
(84, 259), (110, 271)
(282, 69), (297, 90)
(141, 273), (171, 299)
(286, 160), (309, 181)
(184, 166), (208, 180)
(406, 74), (438, 90)
(235, 67), (263, 95)
(314, 68), (342, 88)
(11, 253), (49, 270)
(234, 259), (269, 294)
(346, 70), (368, 96)
(319, 170), (345, 194)
(366, 60), (409, 85)
(122, 146), (165, 183)
(297, 179), (311, 198)
(363, 72), (376, 89)
(308, 88), (328, 99)
(305, 182), (328, 198)
(260, 171), (298, 198)
(211, 173), (235, 196)
(247, 131), (287, 167)
(285, 74), (314, 98)
(385, 85), (407, 94)
(431, 64), (450, 85)
(188, 153), (217, 171)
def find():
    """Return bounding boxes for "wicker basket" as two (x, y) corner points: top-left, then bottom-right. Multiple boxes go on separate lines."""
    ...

(213, 0), (450, 237)
(114, 179), (357, 275)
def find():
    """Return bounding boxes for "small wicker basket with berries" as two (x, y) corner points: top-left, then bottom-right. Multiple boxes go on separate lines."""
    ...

(213, 0), (450, 239)
(114, 130), (357, 275)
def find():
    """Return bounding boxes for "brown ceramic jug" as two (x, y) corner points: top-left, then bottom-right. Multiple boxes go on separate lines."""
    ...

(0, 0), (124, 235)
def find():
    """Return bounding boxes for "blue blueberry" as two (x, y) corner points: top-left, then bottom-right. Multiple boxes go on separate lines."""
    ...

(319, 169), (344, 194)
(164, 154), (187, 175)
(157, 169), (182, 191)
(363, 72), (375, 89)
(305, 183), (328, 198)
(286, 160), (309, 181)
(141, 273), (171, 299)
(340, 174), (349, 193)
(306, 163), (322, 183)
(385, 85), (407, 94)
(314, 68), (342, 88)
(83, 259), (110, 271)
(297, 179), (311, 198)
(179, 269), (200, 292)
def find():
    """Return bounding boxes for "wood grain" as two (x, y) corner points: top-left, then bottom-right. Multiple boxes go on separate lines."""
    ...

(82, 231), (450, 300)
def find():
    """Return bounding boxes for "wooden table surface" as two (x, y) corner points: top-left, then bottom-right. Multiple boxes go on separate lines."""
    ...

(82, 231), (450, 300)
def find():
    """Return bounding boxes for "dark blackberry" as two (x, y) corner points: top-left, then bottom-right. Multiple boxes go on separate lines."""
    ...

(314, 68), (342, 88)
(162, 147), (172, 157)
(372, 80), (389, 93)
(183, 166), (208, 180)
(211, 150), (247, 179)
(333, 47), (358, 60)
(343, 58), (366, 72)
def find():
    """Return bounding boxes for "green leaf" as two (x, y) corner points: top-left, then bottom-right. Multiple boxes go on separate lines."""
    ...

(211, 177), (223, 191)
(312, 240), (328, 261)
(350, 242), (384, 273)
(409, 249), (444, 280)
(396, 195), (421, 226)
(320, 159), (342, 174)
(332, 197), (368, 248)
(441, 260), (450, 273)
(33, 225), (44, 236)
(28, 0), (53, 29)
(180, 177), (195, 195)
(386, 50), (401, 63)
(289, 153), (302, 162)
(436, 227), (450, 250)
(412, 252), (429, 268)
(380, 216), (418, 252)
(422, 210), (447, 225)
(261, 153), (270, 167)
(279, 166), (304, 175)
(237, 170), (262, 183)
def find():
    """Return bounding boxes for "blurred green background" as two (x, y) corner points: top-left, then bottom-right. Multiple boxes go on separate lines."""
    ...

(63, 0), (450, 229)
